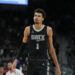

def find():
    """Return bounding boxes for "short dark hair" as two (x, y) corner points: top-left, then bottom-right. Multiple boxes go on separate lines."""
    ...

(34, 8), (46, 19)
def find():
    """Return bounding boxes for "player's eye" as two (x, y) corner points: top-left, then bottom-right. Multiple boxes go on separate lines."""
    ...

(38, 15), (41, 17)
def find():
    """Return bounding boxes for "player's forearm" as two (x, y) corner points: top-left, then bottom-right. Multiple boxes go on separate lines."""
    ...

(16, 42), (28, 59)
(50, 48), (60, 69)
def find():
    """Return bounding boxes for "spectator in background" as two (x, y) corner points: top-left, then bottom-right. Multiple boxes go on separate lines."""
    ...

(6, 60), (23, 75)
(0, 63), (5, 75)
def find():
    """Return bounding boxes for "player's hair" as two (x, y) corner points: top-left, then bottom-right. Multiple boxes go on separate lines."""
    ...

(34, 8), (46, 19)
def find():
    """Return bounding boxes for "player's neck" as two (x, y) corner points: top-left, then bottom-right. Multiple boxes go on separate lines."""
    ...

(34, 24), (43, 30)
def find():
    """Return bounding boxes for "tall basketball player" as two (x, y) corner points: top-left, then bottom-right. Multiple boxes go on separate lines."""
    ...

(13, 8), (61, 75)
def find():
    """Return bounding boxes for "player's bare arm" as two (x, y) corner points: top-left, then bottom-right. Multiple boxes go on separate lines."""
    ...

(22, 26), (30, 43)
(47, 26), (61, 75)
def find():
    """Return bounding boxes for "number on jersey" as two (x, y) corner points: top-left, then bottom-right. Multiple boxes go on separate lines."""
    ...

(36, 43), (39, 50)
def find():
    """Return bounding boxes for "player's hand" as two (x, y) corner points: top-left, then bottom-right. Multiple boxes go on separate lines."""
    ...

(57, 67), (61, 75)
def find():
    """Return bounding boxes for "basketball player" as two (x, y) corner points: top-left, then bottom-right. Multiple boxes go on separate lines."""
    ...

(13, 8), (61, 75)
(6, 61), (23, 75)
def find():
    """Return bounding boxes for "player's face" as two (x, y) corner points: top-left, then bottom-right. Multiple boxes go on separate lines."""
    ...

(0, 67), (4, 73)
(7, 63), (12, 70)
(33, 12), (44, 24)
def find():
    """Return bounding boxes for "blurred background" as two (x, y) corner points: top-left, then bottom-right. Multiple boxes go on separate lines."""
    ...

(0, 0), (75, 75)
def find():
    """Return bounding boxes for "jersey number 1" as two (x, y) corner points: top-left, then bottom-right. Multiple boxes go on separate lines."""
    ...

(36, 43), (39, 50)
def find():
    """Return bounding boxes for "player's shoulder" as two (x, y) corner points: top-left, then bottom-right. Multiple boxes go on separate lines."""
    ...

(47, 26), (52, 31)
(24, 26), (30, 35)
(46, 25), (53, 36)
(24, 26), (30, 31)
